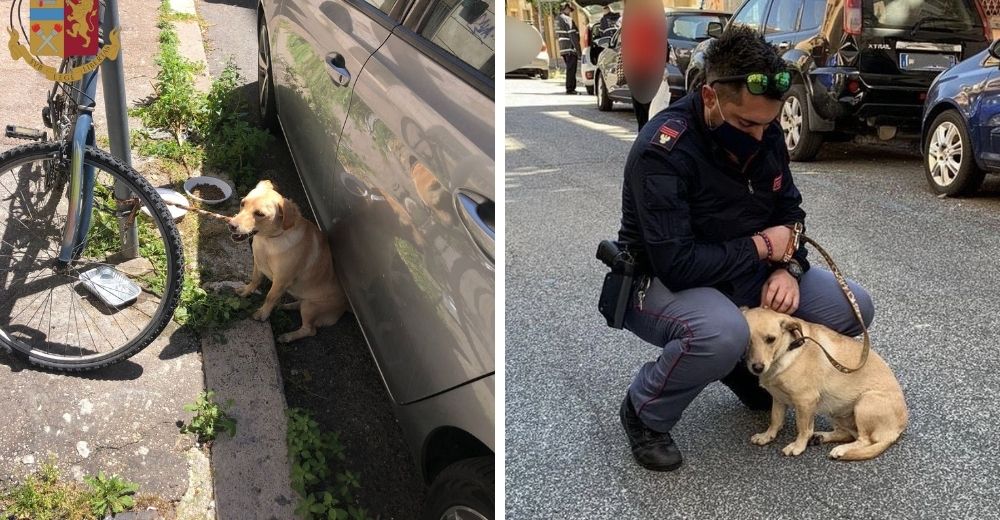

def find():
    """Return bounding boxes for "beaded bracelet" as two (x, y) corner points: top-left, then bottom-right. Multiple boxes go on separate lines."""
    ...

(755, 232), (773, 260)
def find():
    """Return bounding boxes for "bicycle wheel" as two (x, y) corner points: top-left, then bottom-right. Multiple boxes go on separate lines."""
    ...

(0, 141), (184, 371)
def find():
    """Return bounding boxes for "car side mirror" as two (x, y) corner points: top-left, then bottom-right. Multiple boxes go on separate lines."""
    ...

(595, 36), (612, 48)
(707, 21), (723, 39)
(990, 39), (1000, 62)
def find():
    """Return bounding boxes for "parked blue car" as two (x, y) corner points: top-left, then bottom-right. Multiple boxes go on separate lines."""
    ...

(923, 39), (1000, 196)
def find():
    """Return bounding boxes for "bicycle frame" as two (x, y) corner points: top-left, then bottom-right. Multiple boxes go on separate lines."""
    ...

(54, 0), (136, 264)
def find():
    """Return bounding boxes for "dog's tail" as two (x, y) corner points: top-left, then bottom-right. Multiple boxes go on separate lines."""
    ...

(831, 435), (900, 461)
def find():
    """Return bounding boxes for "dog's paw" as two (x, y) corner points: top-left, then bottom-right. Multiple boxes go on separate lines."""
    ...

(750, 432), (775, 446)
(781, 442), (806, 457)
(252, 309), (270, 321)
(276, 333), (292, 344)
(809, 433), (824, 446)
(828, 445), (849, 459)
(237, 285), (255, 298)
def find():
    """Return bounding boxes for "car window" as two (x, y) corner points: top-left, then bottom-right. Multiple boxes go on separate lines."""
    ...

(416, 0), (495, 79)
(867, 0), (977, 30)
(799, 0), (827, 31)
(731, 0), (770, 32)
(669, 15), (729, 41)
(360, 0), (395, 15)
(765, 0), (802, 34)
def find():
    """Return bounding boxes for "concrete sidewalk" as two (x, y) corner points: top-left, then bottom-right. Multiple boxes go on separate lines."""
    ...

(0, 1), (294, 517)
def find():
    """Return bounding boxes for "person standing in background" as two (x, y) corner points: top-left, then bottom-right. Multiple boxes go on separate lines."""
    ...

(556, 2), (582, 95)
(620, 0), (666, 130)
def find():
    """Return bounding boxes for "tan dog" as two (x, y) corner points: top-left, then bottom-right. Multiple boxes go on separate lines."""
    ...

(743, 307), (907, 461)
(229, 180), (346, 343)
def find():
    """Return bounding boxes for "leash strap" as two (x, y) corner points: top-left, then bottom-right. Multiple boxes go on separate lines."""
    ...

(798, 234), (871, 374)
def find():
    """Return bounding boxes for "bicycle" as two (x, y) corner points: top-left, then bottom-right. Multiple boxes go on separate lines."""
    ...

(0, 0), (183, 371)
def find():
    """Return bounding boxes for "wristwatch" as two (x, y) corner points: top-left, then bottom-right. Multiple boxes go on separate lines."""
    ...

(782, 259), (804, 282)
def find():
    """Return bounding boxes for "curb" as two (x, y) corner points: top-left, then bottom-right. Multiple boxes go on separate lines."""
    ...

(164, 1), (296, 517)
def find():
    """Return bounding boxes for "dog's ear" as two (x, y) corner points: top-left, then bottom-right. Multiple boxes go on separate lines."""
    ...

(278, 197), (300, 230)
(781, 319), (802, 335)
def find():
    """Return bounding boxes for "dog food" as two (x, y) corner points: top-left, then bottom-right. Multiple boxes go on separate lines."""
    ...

(191, 183), (225, 201)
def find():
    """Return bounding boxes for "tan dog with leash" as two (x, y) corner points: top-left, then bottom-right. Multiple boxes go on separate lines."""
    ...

(743, 307), (907, 461)
(229, 180), (346, 343)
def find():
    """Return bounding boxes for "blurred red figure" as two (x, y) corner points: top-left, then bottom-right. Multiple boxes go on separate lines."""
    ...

(620, 0), (666, 130)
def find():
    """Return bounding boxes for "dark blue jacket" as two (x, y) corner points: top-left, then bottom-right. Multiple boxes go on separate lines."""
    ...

(617, 92), (809, 307)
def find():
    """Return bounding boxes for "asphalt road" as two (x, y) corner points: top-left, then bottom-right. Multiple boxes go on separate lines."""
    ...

(505, 77), (1000, 519)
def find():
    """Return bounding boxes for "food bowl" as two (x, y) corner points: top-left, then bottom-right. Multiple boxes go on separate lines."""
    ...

(184, 176), (233, 205)
(141, 187), (188, 221)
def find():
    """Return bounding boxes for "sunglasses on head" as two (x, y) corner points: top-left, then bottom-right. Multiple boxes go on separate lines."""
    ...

(711, 71), (792, 96)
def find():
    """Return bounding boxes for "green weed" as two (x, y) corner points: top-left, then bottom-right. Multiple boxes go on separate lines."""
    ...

(83, 472), (139, 518)
(287, 408), (370, 520)
(0, 459), (91, 520)
(179, 390), (237, 443)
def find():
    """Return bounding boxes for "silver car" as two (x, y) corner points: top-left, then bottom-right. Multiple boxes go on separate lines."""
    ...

(257, 0), (495, 517)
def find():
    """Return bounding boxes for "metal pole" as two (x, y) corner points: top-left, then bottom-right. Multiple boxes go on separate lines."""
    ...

(100, 0), (138, 258)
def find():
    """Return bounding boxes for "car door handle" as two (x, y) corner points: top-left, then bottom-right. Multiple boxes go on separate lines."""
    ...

(326, 52), (351, 87)
(777, 41), (791, 51)
(456, 190), (494, 263)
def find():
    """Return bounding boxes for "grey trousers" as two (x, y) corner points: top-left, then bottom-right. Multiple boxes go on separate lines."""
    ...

(624, 268), (875, 432)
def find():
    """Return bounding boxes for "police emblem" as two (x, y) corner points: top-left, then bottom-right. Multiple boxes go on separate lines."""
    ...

(651, 119), (686, 151)
(773, 173), (783, 192)
(8, 0), (120, 82)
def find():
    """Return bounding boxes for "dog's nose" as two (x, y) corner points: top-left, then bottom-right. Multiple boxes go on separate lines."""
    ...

(751, 362), (764, 375)
(228, 222), (238, 233)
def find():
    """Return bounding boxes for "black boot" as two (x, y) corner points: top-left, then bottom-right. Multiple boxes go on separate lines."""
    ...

(619, 393), (683, 472)
(720, 362), (772, 411)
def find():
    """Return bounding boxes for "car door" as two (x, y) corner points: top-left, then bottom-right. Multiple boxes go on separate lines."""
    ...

(331, 0), (495, 404)
(267, 0), (400, 231)
(972, 53), (1000, 169)
(762, 0), (804, 51)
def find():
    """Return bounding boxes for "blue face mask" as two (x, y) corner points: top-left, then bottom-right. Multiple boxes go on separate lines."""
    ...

(709, 92), (762, 166)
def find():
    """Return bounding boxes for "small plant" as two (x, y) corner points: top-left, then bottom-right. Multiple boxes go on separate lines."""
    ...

(173, 269), (255, 331)
(179, 390), (237, 443)
(287, 409), (370, 520)
(84, 471), (139, 518)
(0, 459), (91, 520)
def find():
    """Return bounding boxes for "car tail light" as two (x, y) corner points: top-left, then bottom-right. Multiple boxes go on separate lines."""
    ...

(586, 71), (594, 79)
(847, 79), (860, 94)
(973, 0), (991, 41)
(845, 0), (862, 35)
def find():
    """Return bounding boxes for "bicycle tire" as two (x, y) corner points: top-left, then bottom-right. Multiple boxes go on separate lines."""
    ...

(0, 141), (184, 371)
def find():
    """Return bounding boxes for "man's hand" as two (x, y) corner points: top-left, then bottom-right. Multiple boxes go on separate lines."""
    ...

(761, 269), (799, 314)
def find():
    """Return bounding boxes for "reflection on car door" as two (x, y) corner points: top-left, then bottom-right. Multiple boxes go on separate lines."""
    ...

(331, 0), (495, 403)
(269, 0), (397, 229)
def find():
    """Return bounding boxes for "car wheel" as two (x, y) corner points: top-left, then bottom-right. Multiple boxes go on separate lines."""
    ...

(541, 70), (549, 80)
(925, 110), (985, 196)
(257, 15), (279, 133)
(596, 73), (613, 111)
(781, 85), (824, 162)
(422, 457), (494, 520)
(586, 84), (594, 95)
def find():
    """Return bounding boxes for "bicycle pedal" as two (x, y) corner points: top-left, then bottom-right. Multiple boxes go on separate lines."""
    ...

(5, 125), (47, 141)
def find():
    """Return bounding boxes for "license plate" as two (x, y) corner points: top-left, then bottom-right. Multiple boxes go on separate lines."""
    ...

(899, 52), (957, 71)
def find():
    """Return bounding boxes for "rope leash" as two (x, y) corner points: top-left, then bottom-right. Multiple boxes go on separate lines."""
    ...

(161, 199), (231, 223)
(791, 234), (871, 374)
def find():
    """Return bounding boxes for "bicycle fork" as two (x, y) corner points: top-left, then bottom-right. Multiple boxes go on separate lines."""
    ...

(57, 109), (97, 265)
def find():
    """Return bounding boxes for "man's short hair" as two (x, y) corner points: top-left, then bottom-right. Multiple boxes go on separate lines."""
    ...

(561, 2), (575, 11)
(705, 25), (787, 102)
